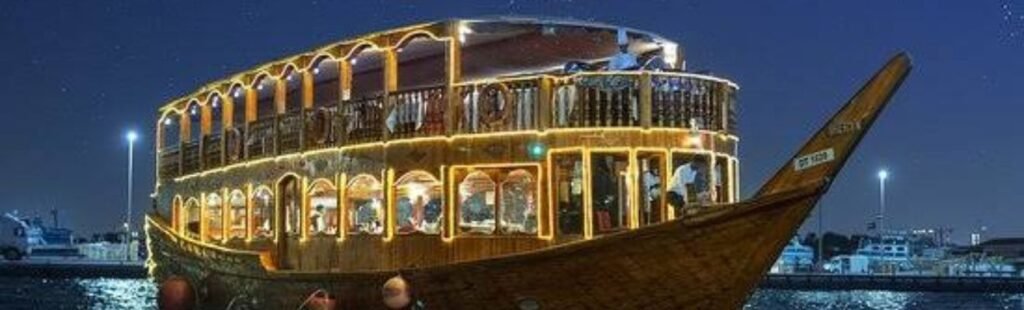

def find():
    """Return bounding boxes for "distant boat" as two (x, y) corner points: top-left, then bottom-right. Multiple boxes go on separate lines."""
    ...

(145, 17), (912, 309)
(1, 211), (78, 260)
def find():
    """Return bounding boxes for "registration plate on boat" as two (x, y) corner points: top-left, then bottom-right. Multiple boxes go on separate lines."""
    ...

(793, 148), (835, 171)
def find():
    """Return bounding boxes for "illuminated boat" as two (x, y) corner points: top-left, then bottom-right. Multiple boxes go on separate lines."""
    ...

(144, 17), (911, 309)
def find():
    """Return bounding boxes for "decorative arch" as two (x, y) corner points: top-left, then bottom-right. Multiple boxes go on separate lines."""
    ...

(393, 30), (444, 49)
(158, 111), (181, 151)
(394, 170), (443, 235)
(184, 100), (202, 143)
(310, 56), (341, 108)
(252, 74), (278, 119)
(458, 171), (497, 234)
(347, 174), (385, 235)
(281, 65), (303, 113)
(204, 92), (224, 136)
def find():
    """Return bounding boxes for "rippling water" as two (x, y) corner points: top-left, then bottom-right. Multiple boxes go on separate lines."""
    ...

(0, 277), (1021, 309)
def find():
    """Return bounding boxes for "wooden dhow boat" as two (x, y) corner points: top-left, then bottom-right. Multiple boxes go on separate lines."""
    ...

(144, 17), (912, 309)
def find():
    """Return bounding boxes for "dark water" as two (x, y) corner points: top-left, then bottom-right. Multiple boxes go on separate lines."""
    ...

(0, 277), (1021, 309)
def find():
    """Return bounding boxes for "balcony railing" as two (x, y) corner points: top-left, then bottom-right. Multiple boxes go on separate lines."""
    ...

(202, 135), (222, 169)
(181, 141), (201, 175)
(159, 71), (737, 179)
(246, 118), (275, 160)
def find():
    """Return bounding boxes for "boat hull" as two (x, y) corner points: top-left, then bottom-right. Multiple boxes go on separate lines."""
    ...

(147, 184), (821, 310)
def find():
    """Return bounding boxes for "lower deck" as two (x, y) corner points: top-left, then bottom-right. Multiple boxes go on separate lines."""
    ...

(157, 129), (739, 272)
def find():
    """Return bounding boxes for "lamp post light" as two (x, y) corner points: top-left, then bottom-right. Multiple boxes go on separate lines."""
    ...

(125, 130), (138, 261)
(877, 169), (888, 235)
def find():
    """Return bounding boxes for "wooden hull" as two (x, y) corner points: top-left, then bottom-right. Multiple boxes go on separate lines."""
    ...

(146, 184), (822, 309)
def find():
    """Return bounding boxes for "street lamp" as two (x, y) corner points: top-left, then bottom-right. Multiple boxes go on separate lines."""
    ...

(125, 130), (138, 261)
(877, 169), (888, 234)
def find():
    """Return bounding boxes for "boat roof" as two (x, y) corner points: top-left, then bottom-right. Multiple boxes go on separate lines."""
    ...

(158, 16), (682, 114)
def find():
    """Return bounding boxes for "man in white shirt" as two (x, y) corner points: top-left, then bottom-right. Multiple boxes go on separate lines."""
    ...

(608, 28), (638, 71)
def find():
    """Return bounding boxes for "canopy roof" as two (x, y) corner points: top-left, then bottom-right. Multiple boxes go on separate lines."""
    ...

(159, 16), (682, 114)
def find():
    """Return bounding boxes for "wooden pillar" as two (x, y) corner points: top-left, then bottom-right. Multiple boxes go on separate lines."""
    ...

(274, 78), (286, 155)
(221, 95), (234, 165)
(582, 150), (593, 239)
(337, 173), (347, 242)
(445, 22), (463, 135)
(244, 88), (257, 160)
(200, 193), (208, 243)
(382, 47), (398, 142)
(222, 188), (230, 244)
(300, 70), (314, 150)
(537, 77), (552, 131)
(178, 112), (190, 175)
(245, 183), (254, 242)
(340, 59), (353, 101)
(639, 73), (653, 128)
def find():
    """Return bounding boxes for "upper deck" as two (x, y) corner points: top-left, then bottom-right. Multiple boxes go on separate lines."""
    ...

(155, 17), (739, 180)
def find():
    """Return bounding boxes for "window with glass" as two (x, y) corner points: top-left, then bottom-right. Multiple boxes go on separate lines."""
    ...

(184, 199), (201, 239)
(347, 175), (384, 235)
(205, 193), (224, 241)
(308, 180), (339, 236)
(394, 171), (443, 235)
(669, 154), (711, 216)
(228, 190), (247, 239)
(637, 152), (665, 226)
(553, 154), (584, 235)
(500, 169), (538, 234)
(591, 153), (630, 235)
(458, 171), (496, 234)
(252, 187), (274, 239)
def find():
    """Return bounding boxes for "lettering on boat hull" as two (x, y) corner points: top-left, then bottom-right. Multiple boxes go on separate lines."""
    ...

(793, 148), (835, 171)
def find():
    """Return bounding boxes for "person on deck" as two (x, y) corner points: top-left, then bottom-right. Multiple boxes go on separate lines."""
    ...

(608, 28), (638, 71)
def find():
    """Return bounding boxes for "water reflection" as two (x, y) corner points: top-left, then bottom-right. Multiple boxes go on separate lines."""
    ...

(746, 289), (1024, 310)
(0, 278), (155, 309)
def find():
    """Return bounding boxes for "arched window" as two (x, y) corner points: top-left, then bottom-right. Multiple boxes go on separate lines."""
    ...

(501, 170), (538, 234)
(278, 175), (302, 236)
(228, 190), (247, 240)
(458, 171), (496, 234)
(251, 186), (274, 239)
(347, 174), (384, 235)
(255, 76), (277, 118)
(184, 198), (201, 239)
(394, 171), (443, 235)
(205, 193), (224, 241)
(307, 180), (339, 236)
(185, 100), (202, 143)
(311, 57), (340, 107)
(349, 44), (383, 99)
(207, 94), (224, 135)
(225, 85), (247, 164)
(159, 112), (181, 151)
(284, 67), (303, 112)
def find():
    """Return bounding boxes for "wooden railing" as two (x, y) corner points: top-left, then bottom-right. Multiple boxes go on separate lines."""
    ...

(456, 79), (540, 133)
(158, 72), (737, 179)
(202, 135), (222, 169)
(246, 118), (275, 160)
(387, 86), (446, 139)
(181, 141), (201, 175)
(159, 146), (180, 177)
(342, 97), (384, 144)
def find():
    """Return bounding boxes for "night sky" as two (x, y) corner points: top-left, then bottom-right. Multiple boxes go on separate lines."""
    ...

(1, 1), (1021, 243)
